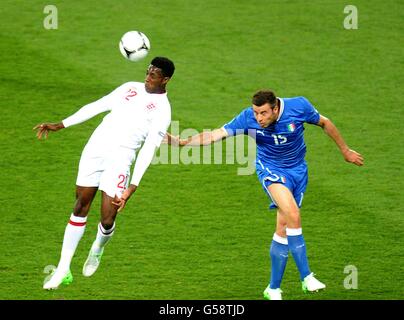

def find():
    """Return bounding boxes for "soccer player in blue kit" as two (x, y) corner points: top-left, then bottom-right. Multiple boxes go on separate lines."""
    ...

(165, 89), (363, 300)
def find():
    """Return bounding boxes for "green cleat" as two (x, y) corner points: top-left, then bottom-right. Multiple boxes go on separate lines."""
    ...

(61, 270), (73, 285)
(263, 286), (282, 300)
(43, 269), (73, 290)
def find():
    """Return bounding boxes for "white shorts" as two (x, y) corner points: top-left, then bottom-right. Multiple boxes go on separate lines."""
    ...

(76, 144), (135, 198)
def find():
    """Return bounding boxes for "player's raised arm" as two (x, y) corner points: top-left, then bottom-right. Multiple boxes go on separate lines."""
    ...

(317, 115), (364, 166)
(33, 101), (109, 140)
(165, 128), (229, 146)
(33, 84), (126, 140)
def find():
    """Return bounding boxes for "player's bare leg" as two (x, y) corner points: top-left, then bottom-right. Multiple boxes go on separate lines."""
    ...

(268, 184), (301, 228)
(73, 186), (98, 216)
(83, 191), (118, 277)
(275, 209), (288, 238)
(43, 186), (98, 290)
(267, 183), (325, 293)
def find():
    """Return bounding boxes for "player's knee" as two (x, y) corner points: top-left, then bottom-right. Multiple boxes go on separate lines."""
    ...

(73, 199), (91, 215)
(275, 227), (287, 238)
(100, 217), (115, 230)
(287, 208), (300, 224)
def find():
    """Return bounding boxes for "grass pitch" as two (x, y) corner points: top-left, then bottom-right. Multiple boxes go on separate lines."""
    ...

(0, 0), (403, 300)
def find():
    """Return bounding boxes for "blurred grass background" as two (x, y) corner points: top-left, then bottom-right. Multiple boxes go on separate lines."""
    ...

(0, 0), (402, 299)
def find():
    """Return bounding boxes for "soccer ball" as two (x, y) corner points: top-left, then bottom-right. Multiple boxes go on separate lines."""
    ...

(119, 31), (150, 62)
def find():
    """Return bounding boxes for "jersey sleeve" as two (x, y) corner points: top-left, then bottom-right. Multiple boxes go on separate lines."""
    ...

(148, 103), (171, 147)
(300, 97), (320, 124)
(62, 82), (132, 128)
(130, 135), (157, 186)
(222, 108), (250, 136)
(130, 103), (171, 186)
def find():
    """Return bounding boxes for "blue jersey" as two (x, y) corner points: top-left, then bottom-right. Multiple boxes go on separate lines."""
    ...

(223, 97), (320, 168)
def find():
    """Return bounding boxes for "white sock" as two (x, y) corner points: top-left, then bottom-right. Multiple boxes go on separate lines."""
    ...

(90, 222), (115, 254)
(273, 233), (288, 245)
(286, 227), (302, 236)
(56, 214), (87, 273)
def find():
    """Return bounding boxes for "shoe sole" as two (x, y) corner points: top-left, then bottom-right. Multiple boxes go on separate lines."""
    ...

(82, 268), (98, 277)
(302, 286), (326, 293)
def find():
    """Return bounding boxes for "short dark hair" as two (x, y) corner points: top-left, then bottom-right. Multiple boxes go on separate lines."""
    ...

(252, 90), (277, 108)
(151, 57), (175, 78)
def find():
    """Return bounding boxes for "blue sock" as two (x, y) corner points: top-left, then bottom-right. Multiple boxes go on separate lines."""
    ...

(269, 235), (289, 289)
(287, 228), (311, 280)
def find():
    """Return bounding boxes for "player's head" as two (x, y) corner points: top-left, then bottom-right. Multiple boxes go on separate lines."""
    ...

(145, 57), (175, 94)
(252, 90), (279, 128)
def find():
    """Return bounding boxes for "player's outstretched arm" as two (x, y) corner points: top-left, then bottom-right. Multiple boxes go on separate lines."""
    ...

(317, 115), (364, 166)
(33, 122), (65, 140)
(163, 132), (181, 146)
(165, 128), (229, 146)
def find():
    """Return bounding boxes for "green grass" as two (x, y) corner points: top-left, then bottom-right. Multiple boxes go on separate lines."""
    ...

(0, 0), (403, 300)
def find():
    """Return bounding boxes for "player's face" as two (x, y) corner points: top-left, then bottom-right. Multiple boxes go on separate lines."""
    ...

(253, 103), (278, 128)
(144, 65), (169, 93)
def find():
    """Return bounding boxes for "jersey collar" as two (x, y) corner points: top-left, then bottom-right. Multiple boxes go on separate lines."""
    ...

(276, 98), (284, 122)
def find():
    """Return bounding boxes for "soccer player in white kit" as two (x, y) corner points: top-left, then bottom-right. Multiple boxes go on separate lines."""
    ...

(34, 57), (175, 290)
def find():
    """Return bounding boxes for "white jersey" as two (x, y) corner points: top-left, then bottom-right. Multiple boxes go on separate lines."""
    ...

(62, 82), (171, 188)
(63, 81), (171, 150)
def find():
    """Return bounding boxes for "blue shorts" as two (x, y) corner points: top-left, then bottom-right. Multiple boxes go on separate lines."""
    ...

(256, 160), (308, 209)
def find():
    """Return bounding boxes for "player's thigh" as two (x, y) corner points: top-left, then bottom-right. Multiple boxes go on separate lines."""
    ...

(267, 183), (300, 216)
(73, 186), (98, 216)
(290, 163), (308, 208)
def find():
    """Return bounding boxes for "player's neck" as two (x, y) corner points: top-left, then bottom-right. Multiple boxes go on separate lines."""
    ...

(149, 86), (166, 94)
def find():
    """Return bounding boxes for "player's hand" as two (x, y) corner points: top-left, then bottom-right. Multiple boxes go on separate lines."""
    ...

(343, 149), (364, 166)
(162, 134), (170, 144)
(112, 184), (137, 212)
(163, 133), (180, 146)
(112, 195), (127, 212)
(33, 122), (64, 140)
